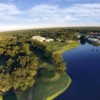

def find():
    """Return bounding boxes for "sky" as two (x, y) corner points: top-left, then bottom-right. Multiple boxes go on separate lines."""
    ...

(0, 0), (100, 31)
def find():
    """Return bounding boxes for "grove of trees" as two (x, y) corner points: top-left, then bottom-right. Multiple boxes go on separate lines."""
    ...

(0, 37), (39, 93)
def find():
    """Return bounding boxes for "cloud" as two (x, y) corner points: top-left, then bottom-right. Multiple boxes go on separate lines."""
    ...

(0, 3), (100, 31)
(28, 3), (100, 24)
(28, 4), (80, 24)
(0, 3), (21, 20)
(8, 0), (14, 2)
(0, 3), (21, 15)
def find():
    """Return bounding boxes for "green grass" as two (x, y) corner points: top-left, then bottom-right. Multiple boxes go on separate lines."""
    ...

(0, 95), (2, 100)
(47, 41), (80, 54)
(33, 71), (71, 100)
(31, 41), (79, 100)
(47, 74), (71, 100)
(16, 88), (31, 100)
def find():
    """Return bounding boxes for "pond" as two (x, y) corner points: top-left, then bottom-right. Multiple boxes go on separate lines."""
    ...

(56, 42), (100, 100)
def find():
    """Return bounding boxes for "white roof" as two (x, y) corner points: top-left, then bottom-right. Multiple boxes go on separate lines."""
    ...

(31, 36), (46, 42)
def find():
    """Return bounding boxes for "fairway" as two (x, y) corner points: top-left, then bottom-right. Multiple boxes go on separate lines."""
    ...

(47, 41), (80, 54)
(33, 71), (71, 100)
(0, 95), (2, 100)
(16, 87), (32, 100)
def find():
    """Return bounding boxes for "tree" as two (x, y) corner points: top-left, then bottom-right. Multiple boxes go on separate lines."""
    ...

(12, 66), (37, 91)
(0, 48), (4, 55)
(0, 73), (12, 93)
(51, 53), (62, 65)
(80, 34), (86, 40)
(57, 62), (66, 71)
(20, 43), (31, 55)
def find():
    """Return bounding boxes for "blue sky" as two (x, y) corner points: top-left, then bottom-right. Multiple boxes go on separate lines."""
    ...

(0, 0), (100, 31)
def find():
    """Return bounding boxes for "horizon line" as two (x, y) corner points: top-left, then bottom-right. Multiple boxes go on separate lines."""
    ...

(0, 25), (100, 32)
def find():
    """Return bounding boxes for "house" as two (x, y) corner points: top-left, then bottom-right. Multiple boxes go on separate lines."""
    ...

(88, 38), (97, 42)
(31, 36), (46, 42)
(45, 39), (54, 42)
(87, 38), (100, 44)
(31, 36), (54, 42)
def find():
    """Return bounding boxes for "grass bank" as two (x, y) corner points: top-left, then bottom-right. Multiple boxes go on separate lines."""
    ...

(33, 71), (71, 100)
(16, 88), (32, 100)
(47, 41), (80, 54)
(17, 41), (79, 100)
(46, 73), (71, 100)
(32, 41), (79, 100)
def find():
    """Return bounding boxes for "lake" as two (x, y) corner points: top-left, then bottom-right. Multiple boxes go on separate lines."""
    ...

(56, 42), (100, 100)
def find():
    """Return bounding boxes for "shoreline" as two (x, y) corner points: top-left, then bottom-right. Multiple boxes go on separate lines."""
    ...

(43, 41), (79, 100)
(51, 41), (80, 54)
(46, 72), (72, 100)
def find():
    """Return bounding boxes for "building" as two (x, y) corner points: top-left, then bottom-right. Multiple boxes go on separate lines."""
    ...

(45, 39), (54, 42)
(31, 36), (46, 42)
(31, 36), (54, 42)
(87, 38), (100, 44)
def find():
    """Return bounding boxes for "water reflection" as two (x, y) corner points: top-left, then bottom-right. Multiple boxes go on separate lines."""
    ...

(92, 47), (99, 52)
(80, 40), (86, 45)
(80, 39), (100, 52)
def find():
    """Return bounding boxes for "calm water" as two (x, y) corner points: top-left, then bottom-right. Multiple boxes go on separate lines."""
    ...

(56, 42), (100, 100)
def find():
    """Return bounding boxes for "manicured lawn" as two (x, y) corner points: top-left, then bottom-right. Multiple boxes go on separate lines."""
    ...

(0, 95), (2, 100)
(15, 41), (78, 100)
(16, 88), (32, 100)
(31, 41), (79, 100)
(33, 70), (71, 100)
(47, 41), (80, 54)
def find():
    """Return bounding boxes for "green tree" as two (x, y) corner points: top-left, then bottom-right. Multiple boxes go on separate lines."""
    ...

(0, 48), (4, 55)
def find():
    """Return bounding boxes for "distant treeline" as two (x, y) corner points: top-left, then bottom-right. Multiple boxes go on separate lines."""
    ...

(1, 27), (100, 37)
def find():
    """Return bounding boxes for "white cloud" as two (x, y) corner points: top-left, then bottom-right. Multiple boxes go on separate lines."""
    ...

(0, 3), (100, 31)
(28, 4), (80, 24)
(28, 3), (100, 24)
(0, 3), (22, 21)
(0, 3), (21, 15)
